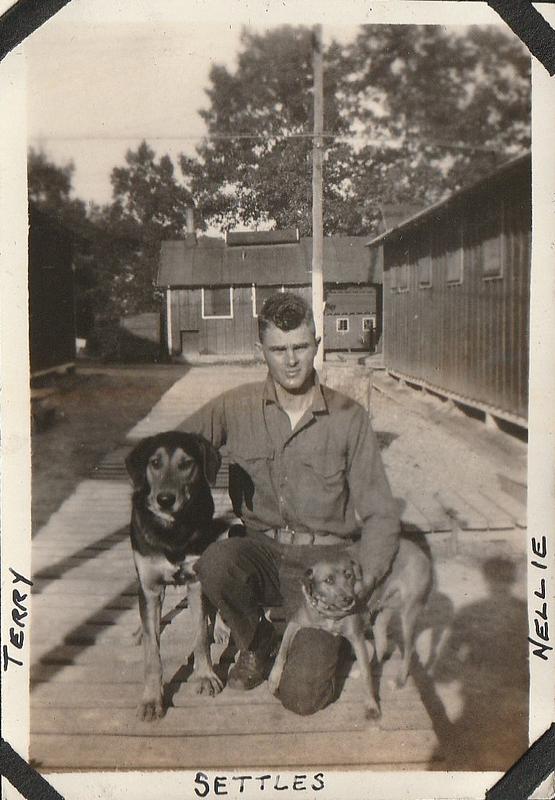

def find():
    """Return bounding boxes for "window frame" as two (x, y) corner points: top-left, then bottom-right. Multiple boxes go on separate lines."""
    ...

(397, 260), (410, 293)
(481, 198), (505, 281)
(446, 226), (464, 286)
(336, 317), (350, 333)
(417, 250), (433, 289)
(201, 286), (234, 320)
(362, 316), (375, 332)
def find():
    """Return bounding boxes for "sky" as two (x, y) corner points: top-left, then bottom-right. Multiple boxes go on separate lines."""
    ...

(24, 1), (367, 207)
(25, 20), (248, 206)
(23, 0), (509, 209)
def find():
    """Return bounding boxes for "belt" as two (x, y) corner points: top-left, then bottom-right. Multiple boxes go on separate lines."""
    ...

(261, 527), (349, 546)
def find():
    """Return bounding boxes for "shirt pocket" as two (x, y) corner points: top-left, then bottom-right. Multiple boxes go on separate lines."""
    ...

(296, 450), (348, 523)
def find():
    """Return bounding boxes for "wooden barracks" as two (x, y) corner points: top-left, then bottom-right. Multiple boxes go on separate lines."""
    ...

(156, 230), (381, 359)
(367, 152), (531, 428)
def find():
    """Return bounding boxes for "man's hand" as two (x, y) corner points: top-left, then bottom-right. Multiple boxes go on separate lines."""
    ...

(350, 558), (376, 604)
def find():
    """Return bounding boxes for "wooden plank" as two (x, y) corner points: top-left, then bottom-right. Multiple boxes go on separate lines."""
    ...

(479, 488), (526, 529)
(29, 668), (424, 712)
(29, 728), (438, 770)
(32, 538), (129, 552)
(32, 579), (138, 596)
(462, 490), (514, 530)
(31, 692), (431, 738)
(31, 619), (194, 653)
(404, 494), (452, 532)
(33, 562), (136, 580)
(434, 489), (488, 531)
(400, 496), (432, 533)
(29, 594), (137, 610)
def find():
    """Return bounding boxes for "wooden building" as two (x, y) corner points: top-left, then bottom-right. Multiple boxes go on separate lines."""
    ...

(367, 153), (531, 428)
(28, 205), (76, 376)
(157, 230), (380, 358)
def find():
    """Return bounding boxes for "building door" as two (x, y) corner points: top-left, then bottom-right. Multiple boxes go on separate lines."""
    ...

(180, 329), (200, 354)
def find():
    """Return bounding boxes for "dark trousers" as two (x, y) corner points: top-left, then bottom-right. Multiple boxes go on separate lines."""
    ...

(196, 532), (352, 716)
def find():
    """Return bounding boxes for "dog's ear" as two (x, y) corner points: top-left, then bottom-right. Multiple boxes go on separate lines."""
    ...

(350, 559), (363, 582)
(192, 434), (221, 487)
(125, 437), (155, 489)
(302, 567), (314, 594)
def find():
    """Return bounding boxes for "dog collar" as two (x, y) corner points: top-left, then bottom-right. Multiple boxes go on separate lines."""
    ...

(302, 584), (356, 620)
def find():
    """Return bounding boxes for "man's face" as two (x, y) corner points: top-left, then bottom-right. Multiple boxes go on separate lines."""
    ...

(258, 322), (320, 395)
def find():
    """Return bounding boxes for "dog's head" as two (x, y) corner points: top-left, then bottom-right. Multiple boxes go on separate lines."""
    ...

(303, 557), (363, 615)
(125, 431), (221, 523)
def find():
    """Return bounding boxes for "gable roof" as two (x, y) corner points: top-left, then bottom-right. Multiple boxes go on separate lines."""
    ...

(157, 235), (381, 287)
(367, 151), (531, 249)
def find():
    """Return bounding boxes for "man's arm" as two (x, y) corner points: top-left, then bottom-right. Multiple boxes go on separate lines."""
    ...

(347, 407), (400, 591)
(178, 391), (229, 450)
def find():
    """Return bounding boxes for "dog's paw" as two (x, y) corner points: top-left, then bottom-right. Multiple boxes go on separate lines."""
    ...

(395, 673), (408, 689)
(192, 672), (223, 696)
(213, 614), (230, 645)
(137, 696), (164, 721)
(364, 702), (381, 721)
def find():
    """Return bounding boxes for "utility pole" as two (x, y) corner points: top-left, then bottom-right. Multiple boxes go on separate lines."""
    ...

(311, 24), (324, 371)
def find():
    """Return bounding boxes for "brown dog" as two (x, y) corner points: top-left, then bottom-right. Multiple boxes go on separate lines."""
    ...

(125, 431), (223, 721)
(267, 538), (432, 718)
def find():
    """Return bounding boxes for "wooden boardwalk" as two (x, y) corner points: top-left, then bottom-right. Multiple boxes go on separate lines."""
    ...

(30, 364), (525, 771)
(30, 480), (437, 770)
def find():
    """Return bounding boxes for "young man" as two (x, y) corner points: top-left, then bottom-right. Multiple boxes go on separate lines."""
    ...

(187, 292), (400, 715)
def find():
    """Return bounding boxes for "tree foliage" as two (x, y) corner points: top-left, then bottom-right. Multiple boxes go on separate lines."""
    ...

(181, 27), (355, 235)
(183, 24), (530, 235)
(102, 141), (194, 317)
(28, 143), (194, 338)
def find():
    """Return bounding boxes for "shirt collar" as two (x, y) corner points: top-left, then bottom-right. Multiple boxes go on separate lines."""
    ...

(262, 372), (328, 414)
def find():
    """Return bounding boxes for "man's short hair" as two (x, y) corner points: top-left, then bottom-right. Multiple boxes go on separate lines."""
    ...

(258, 292), (316, 340)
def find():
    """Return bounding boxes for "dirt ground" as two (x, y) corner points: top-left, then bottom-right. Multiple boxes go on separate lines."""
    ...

(31, 362), (187, 533)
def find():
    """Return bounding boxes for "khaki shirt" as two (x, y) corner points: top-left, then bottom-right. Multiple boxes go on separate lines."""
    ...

(184, 375), (400, 583)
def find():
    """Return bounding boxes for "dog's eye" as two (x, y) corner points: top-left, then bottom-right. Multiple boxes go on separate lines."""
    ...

(344, 570), (353, 579)
(149, 457), (161, 469)
(325, 575), (335, 585)
(178, 458), (193, 471)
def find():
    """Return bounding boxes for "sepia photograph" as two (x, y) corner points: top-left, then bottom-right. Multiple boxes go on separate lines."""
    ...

(1, 1), (554, 797)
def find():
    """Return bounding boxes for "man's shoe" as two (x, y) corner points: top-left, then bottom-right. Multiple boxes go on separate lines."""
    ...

(227, 617), (278, 691)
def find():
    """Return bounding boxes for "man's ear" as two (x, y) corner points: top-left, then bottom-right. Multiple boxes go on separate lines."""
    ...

(255, 340), (263, 354)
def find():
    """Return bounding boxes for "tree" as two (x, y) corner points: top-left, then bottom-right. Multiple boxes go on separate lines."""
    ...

(28, 149), (103, 337)
(28, 143), (194, 334)
(181, 27), (356, 235)
(100, 141), (194, 316)
(342, 25), (530, 215)
(182, 24), (530, 236)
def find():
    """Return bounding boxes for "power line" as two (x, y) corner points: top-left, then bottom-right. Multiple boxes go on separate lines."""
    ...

(27, 132), (501, 154)
(27, 131), (354, 142)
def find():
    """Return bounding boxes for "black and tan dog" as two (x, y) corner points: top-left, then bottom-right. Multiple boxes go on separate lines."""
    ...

(125, 431), (224, 720)
(267, 538), (432, 719)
